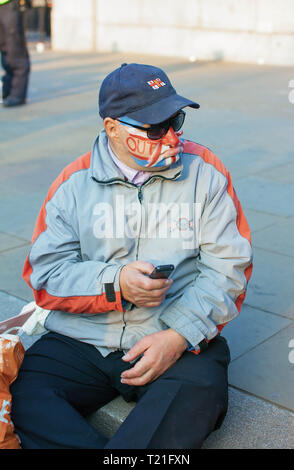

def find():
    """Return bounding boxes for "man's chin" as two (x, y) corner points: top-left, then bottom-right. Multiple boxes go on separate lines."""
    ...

(133, 161), (173, 172)
(130, 150), (180, 171)
(144, 164), (172, 172)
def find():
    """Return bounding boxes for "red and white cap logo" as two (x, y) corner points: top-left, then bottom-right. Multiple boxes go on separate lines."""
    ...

(147, 78), (166, 90)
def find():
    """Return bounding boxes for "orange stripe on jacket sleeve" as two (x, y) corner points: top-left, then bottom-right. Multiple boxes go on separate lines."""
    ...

(183, 140), (253, 315)
(31, 152), (91, 244)
(33, 289), (123, 314)
(23, 151), (92, 288)
(22, 151), (123, 314)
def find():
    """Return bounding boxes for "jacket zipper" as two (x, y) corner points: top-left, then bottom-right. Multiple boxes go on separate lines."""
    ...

(134, 172), (182, 258)
(93, 172), (181, 350)
(119, 324), (125, 350)
(120, 185), (144, 348)
(136, 186), (143, 260)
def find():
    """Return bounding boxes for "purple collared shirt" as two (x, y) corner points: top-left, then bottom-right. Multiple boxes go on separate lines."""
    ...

(107, 141), (151, 186)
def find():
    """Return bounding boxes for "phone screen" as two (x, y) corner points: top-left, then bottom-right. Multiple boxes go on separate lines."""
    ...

(149, 264), (174, 279)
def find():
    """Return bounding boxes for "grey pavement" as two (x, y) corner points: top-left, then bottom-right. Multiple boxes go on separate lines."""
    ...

(0, 46), (294, 448)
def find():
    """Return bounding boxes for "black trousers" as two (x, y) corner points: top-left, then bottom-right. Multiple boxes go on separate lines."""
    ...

(10, 332), (230, 449)
(0, 0), (30, 100)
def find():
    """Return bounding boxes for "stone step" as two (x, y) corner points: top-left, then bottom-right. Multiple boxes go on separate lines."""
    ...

(87, 386), (294, 449)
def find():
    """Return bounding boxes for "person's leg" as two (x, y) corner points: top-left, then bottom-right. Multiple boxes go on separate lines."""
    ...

(105, 336), (230, 449)
(1, 51), (13, 99)
(2, 0), (30, 101)
(10, 332), (118, 449)
(0, 8), (12, 99)
(37, 6), (46, 42)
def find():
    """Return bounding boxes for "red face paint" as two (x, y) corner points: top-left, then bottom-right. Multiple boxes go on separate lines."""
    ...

(126, 134), (162, 163)
(125, 127), (181, 168)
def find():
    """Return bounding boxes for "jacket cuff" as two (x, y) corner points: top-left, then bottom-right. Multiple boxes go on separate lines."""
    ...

(114, 265), (133, 311)
(186, 339), (195, 351)
(160, 307), (206, 350)
(98, 263), (124, 311)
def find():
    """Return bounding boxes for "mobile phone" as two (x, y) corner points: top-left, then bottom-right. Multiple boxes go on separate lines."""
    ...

(149, 264), (174, 279)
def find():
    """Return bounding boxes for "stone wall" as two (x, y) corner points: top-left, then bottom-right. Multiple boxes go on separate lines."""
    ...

(51, 0), (294, 65)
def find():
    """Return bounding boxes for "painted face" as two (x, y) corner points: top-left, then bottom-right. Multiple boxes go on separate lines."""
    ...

(119, 116), (183, 168)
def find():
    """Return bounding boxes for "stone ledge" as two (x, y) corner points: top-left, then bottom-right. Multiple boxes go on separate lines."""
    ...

(87, 387), (294, 449)
(87, 395), (135, 441)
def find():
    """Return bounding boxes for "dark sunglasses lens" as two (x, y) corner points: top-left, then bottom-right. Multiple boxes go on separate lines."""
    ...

(171, 111), (185, 132)
(147, 111), (185, 140)
(147, 127), (166, 140)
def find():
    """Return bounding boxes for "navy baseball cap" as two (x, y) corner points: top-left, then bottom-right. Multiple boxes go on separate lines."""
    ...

(99, 63), (200, 124)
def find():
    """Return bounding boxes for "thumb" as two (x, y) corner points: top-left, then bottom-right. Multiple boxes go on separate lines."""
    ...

(122, 339), (148, 362)
(132, 260), (155, 276)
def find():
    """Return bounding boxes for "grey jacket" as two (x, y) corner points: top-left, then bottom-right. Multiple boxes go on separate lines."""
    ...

(23, 130), (253, 355)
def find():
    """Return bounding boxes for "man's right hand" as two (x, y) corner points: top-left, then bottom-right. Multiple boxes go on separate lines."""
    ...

(119, 261), (173, 308)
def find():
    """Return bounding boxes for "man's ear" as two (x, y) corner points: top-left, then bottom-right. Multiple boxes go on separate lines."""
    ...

(104, 118), (119, 140)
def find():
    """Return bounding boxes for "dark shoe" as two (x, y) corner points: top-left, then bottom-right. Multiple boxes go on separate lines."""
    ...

(2, 96), (26, 107)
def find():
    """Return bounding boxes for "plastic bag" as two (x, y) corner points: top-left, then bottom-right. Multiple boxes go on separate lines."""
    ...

(0, 334), (25, 449)
(0, 301), (50, 337)
(0, 301), (50, 448)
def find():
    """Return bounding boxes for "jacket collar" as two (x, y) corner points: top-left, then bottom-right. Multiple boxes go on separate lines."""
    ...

(90, 130), (183, 184)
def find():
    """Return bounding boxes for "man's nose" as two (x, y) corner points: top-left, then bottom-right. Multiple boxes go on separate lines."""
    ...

(161, 126), (180, 147)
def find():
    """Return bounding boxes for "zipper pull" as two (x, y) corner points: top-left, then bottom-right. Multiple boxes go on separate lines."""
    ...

(138, 187), (143, 203)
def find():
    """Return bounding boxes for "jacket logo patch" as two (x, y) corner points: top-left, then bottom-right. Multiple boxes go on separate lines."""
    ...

(147, 78), (166, 90)
(168, 217), (194, 232)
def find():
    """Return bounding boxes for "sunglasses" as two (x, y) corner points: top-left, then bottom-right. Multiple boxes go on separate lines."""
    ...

(117, 110), (186, 141)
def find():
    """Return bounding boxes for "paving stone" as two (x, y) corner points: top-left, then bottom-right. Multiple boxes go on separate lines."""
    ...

(0, 151), (92, 240)
(252, 217), (294, 257)
(0, 290), (27, 322)
(0, 192), (41, 240)
(234, 177), (294, 217)
(0, 245), (33, 302)
(228, 322), (294, 411)
(245, 247), (294, 319)
(0, 232), (28, 253)
(184, 113), (294, 181)
(202, 387), (294, 449)
(260, 160), (294, 186)
(223, 304), (292, 361)
(244, 209), (285, 234)
(224, 145), (293, 182)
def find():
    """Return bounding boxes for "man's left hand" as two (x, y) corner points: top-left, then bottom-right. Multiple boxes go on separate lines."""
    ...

(120, 329), (187, 386)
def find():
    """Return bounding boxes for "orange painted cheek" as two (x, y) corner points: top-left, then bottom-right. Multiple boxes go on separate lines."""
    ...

(161, 127), (180, 146)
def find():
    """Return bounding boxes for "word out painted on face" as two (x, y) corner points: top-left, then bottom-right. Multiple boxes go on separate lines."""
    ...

(126, 134), (163, 162)
(125, 128), (181, 168)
